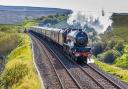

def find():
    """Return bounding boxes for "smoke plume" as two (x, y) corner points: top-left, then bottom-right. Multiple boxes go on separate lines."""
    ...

(67, 10), (113, 34)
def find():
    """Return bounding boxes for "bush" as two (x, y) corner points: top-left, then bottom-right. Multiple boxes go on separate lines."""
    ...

(0, 33), (20, 55)
(11, 64), (41, 89)
(97, 50), (121, 63)
(92, 42), (104, 57)
(107, 40), (117, 49)
(0, 24), (20, 33)
(114, 54), (128, 68)
(1, 60), (29, 87)
(124, 44), (128, 53)
(114, 42), (125, 53)
(114, 44), (128, 68)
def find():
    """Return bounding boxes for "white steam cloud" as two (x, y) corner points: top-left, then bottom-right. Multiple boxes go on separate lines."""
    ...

(67, 10), (113, 34)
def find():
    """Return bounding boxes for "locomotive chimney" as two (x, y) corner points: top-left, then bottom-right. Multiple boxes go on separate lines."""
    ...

(102, 8), (105, 16)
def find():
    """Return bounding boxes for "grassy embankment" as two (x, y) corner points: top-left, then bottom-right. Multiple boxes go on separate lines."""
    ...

(95, 14), (128, 83)
(95, 61), (128, 83)
(0, 23), (41, 89)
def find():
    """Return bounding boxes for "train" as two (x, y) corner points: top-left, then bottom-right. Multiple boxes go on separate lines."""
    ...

(30, 26), (92, 63)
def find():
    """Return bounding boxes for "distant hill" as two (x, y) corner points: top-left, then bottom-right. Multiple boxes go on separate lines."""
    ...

(0, 5), (71, 24)
(112, 13), (128, 27)
(108, 13), (128, 42)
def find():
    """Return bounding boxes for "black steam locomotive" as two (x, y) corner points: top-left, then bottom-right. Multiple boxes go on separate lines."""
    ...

(30, 26), (91, 63)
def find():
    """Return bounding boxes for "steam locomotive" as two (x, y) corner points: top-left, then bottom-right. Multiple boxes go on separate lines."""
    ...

(30, 26), (92, 63)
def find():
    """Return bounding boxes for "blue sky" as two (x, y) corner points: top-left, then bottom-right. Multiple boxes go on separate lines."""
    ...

(0, 0), (128, 12)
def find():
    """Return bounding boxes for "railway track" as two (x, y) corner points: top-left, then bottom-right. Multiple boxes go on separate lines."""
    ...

(31, 32), (101, 89)
(61, 47), (124, 89)
(69, 58), (123, 89)
(87, 64), (128, 89)
(87, 64), (124, 89)
(31, 35), (63, 89)
(61, 51), (124, 89)
(31, 33), (82, 89)
(30, 31), (127, 89)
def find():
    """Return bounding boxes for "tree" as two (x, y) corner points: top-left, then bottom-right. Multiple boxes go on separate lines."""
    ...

(98, 50), (121, 63)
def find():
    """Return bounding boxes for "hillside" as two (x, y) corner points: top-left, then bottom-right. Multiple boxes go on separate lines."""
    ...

(90, 14), (128, 83)
(110, 13), (128, 42)
(0, 34), (41, 89)
(0, 5), (71, 24)
(96, 14), (128, 69)
(103, 14), (128, 47)
(112, 13), (128, 27)
(0, 23), (41, 89)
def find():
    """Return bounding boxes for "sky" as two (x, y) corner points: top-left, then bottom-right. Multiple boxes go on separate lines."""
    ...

(0, 0), (128, 13)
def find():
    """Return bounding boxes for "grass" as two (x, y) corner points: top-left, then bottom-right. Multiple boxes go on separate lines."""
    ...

(0, 33), (20, 55)
(0, 24), (21, 33)
(95, 61), (128, 83)
(0, 34), (41, 89)
(8, 34), (32, 61)
(21, 20), (38, 29)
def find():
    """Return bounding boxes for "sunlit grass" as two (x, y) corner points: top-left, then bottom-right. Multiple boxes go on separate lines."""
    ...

(95, 61), (128, 83)
(8, 34), (32, 61)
